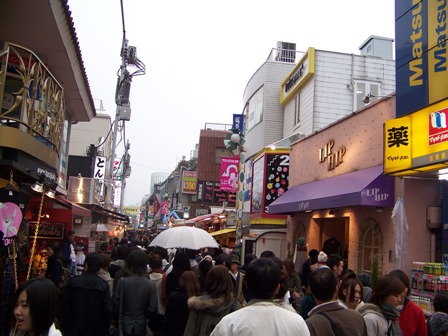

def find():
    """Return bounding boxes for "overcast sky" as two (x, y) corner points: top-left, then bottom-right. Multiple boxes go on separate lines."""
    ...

(68, 0), (395, 206)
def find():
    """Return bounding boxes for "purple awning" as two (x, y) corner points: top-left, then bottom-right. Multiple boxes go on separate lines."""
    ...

(268, 165), (395, 214)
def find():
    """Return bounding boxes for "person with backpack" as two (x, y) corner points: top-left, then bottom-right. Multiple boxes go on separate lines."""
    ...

(305, 268), (367, 336)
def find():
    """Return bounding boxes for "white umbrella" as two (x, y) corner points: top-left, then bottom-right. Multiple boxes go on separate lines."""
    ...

(149, 226), (219, 250)
(89, 223), (110, 232)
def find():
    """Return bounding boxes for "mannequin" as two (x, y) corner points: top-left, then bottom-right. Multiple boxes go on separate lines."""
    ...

(322, 236), (342, 256)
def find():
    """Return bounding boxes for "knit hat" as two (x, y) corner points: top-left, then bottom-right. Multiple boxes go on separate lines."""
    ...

(317, 251), (328, 263)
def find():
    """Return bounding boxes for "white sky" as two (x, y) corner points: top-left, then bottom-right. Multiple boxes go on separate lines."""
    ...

(68, 0), (395, 206)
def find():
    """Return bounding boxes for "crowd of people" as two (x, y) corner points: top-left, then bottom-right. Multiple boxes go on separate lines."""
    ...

(7, 234), (448, 336)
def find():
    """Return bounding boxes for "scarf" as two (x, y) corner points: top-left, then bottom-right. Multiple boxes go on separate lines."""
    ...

(380, 303), (402, 336)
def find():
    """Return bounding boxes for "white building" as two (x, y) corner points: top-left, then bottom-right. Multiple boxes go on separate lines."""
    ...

(241, 37), (395, 259)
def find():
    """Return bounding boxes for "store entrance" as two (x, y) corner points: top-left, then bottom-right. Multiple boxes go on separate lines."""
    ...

(318, 217), (349, 264)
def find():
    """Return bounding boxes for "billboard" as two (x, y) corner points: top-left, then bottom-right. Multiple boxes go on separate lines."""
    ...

(384, 98), (448, 175)
(181, 171), (197, 194)
(395, 0), (448, 117)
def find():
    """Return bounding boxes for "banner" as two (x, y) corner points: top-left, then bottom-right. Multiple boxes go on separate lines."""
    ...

(220, 156), (239, 191)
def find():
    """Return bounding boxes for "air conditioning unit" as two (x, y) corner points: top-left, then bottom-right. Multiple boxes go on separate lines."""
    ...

(275, 41), (296, 63)
(427, 207), (442, 229)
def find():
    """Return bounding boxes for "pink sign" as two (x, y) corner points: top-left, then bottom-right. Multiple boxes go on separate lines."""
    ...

(220, 156), (239, 192)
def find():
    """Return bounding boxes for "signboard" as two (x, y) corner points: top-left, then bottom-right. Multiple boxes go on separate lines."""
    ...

(181, 171), (198, 194)
(220, 156), (239, 191)
(232, 114), (245, 133)
(251, 155), (265, 214)
(204, 182), (214, 202)
(280, 48), (315, 105)
(395, 0), (448, 117)
(384, 98), (448, 175)
(264, 153), (289, 213)
(94, 156), (106, 180)
(29, 222), (64, 239)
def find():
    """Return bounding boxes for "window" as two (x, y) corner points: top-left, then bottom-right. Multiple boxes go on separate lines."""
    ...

(354, 80), (381, 111)
(360, 219), (383, 275)
(247, 87), (264, 131)
(294, 93), (301, 126)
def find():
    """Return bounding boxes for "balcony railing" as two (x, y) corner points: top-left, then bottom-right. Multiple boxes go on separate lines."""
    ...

(0, 43), (65, 153)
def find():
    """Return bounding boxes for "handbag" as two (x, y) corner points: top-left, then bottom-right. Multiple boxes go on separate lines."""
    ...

(110, 278), (125, 336)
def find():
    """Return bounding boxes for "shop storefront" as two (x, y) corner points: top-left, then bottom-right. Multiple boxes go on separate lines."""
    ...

(270, 95), (441, 276)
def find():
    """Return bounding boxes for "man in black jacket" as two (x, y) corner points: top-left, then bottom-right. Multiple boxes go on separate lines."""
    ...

(62, 253), (111, 336)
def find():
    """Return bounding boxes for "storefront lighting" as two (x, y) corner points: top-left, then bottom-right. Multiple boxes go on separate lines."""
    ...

(438, 168), (448, 180)
(31, 174), (45, 193)
(45, 183), (58, 199)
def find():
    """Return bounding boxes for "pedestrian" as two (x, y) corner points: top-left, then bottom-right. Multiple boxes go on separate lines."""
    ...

(165, 251), (191, 299)
(337, 272), (364, 310)
(198, 258), (213, 293)
(430, 312), (448, 336)
(45, 242), (64, 289)
(240, 253), (256, 274)
(147, 252), (166, 336)
(389, 269), (427, 336)
(62, 230), (76, 275)
(229, 253), (244, 309)
(109, 244), (129, 278)
(75, 240), (86, 275)
(305, 268), (367, 336)
(301, 249), (319, 289)
(210, 258), (310, 336)
(358, 273), (373, 303)
(112, 249), (157, 336)
(184, 265), (234, 335)
(62, 252), (111, 336)
(327, 254), (344, 279)
(282, 258), (301, 302)
(97, 253), (114, 297)
(10, 278), (62, 336)
(165, 270), (200, 336)
(357, 274), (405, 336)
(310, 251), (328, 271)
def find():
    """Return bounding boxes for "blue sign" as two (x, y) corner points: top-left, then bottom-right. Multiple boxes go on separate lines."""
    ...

(232, 114), (245, 133)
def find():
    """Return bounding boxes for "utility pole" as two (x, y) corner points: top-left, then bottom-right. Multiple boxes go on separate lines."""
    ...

(106, 0), (145, 212)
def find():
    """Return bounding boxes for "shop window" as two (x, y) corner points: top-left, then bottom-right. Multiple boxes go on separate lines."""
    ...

(359, 219), (383, 276)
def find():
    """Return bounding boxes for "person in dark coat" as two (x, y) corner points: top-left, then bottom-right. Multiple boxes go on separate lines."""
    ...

(112, 249), (157, 336)
(165, 251), (191, 299)
(62, 252), (111, 336)
(301, 249), (318, 289)
(165, 270), (200, 336)
(45, 242), (64, 288)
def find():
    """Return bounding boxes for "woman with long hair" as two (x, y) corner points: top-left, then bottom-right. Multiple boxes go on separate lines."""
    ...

(184, 265), (234, 335)
(357, 274), (406, 336)
(389, 269), (427, 336)
(165, 251), (191, 299)
(165, 270), (200, 336)
(337, 273), (364, 310)
(10, 278), (62, 336)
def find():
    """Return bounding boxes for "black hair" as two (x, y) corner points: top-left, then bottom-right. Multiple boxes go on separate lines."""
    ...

(172, 251), (191, 274)
(259, 250), (275, 258)
(309, 249), (319, 258)
(11, 278), (58, 335)
(215, 254), (231, 270)
(327, 254), (343, 271)
(358, 273), (372, 287)
(116, 244), (129, 260)
(126, 249), (149, 276)
(85, 253), (103, 273)
(434, 292), (448, 313)
(243, 253), (257, 266)
(244, 258), (281, 300)
(309, 267), (339, 301)
(148, 252), (162, 270)
(153, 246), (168, 260)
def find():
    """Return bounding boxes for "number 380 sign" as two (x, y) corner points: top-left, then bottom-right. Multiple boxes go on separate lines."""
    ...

(181, 171), (198, 194)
